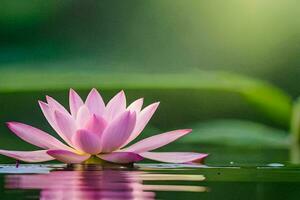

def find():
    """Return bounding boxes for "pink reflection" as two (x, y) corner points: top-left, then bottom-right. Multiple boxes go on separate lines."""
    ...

(5, 165), (207, 200)
(6, 167), (155, 200)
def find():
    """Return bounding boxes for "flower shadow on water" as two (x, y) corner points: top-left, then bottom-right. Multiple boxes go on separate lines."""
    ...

(4, 165), (208, 200)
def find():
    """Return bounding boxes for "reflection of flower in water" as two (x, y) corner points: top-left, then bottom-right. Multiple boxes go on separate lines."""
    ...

(5, 165), (207, 200)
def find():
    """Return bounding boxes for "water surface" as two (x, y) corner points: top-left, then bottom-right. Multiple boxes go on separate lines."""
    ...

(0, 163), (300, 200)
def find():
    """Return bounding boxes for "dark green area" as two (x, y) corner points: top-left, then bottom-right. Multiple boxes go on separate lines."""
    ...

(0, 0), (300, 199)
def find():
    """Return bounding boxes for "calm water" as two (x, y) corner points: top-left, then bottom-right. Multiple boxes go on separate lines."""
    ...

(0, 163), (300, 200)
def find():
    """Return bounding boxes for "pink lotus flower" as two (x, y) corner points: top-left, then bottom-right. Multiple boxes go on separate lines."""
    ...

(0, 89), (207, 164)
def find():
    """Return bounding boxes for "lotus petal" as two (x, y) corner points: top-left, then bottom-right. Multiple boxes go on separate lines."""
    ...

(39, 101), (60, 133)
(72, 129), (102, 154)
(85, 88), (105, 116)
(97, 152), (143, 164)
(76, 105), (91, 128)
(101, 111), (136, 153)
(122, 102), (159, 147)
(85, 114), (107, 136)
(6, 122), (72, 150)
(54, 110), (76, 144)
(69, 88), (84, 118)
(140, 152), (208, 163)
(122, 129), (191, 153)
(105, 90), (126, 121)
(127, 98), (144, 113)
(0, 150), (54, 162)
(46, 96), (70, 116)
(47, 150), (90, 163)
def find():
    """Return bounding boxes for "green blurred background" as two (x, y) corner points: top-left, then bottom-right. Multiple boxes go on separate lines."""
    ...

(0, 0), (300, 164)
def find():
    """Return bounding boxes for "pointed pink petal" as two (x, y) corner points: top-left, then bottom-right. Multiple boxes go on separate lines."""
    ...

(140, 152), (208, 163)
(39, 101), (60, 133)
(46, 95), (70, 116)
(40, 101), (75, 148)
(105, 90), (126, 121)
(85, 114), (107, 136)
(76, 105), (91, 128)
(72, 129), (102, 154)
(6, 122), (72, 151)
(69, 89), (84, 118)
(134, 102), (159, 133)
(54, 110), (76, 145)
(101, 111), (136, 153)
(0, 150), (54, 162)
(47, 150), (90, 163)
(97, 152), (143, 164)
(122, 129), (191, 153)
(122, 102), (159, 147)
(127, 98), (144, 113)
(85, 88), (105, 116)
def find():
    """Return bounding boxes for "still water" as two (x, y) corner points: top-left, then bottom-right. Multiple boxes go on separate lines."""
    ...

(0, 163), (300, 200)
